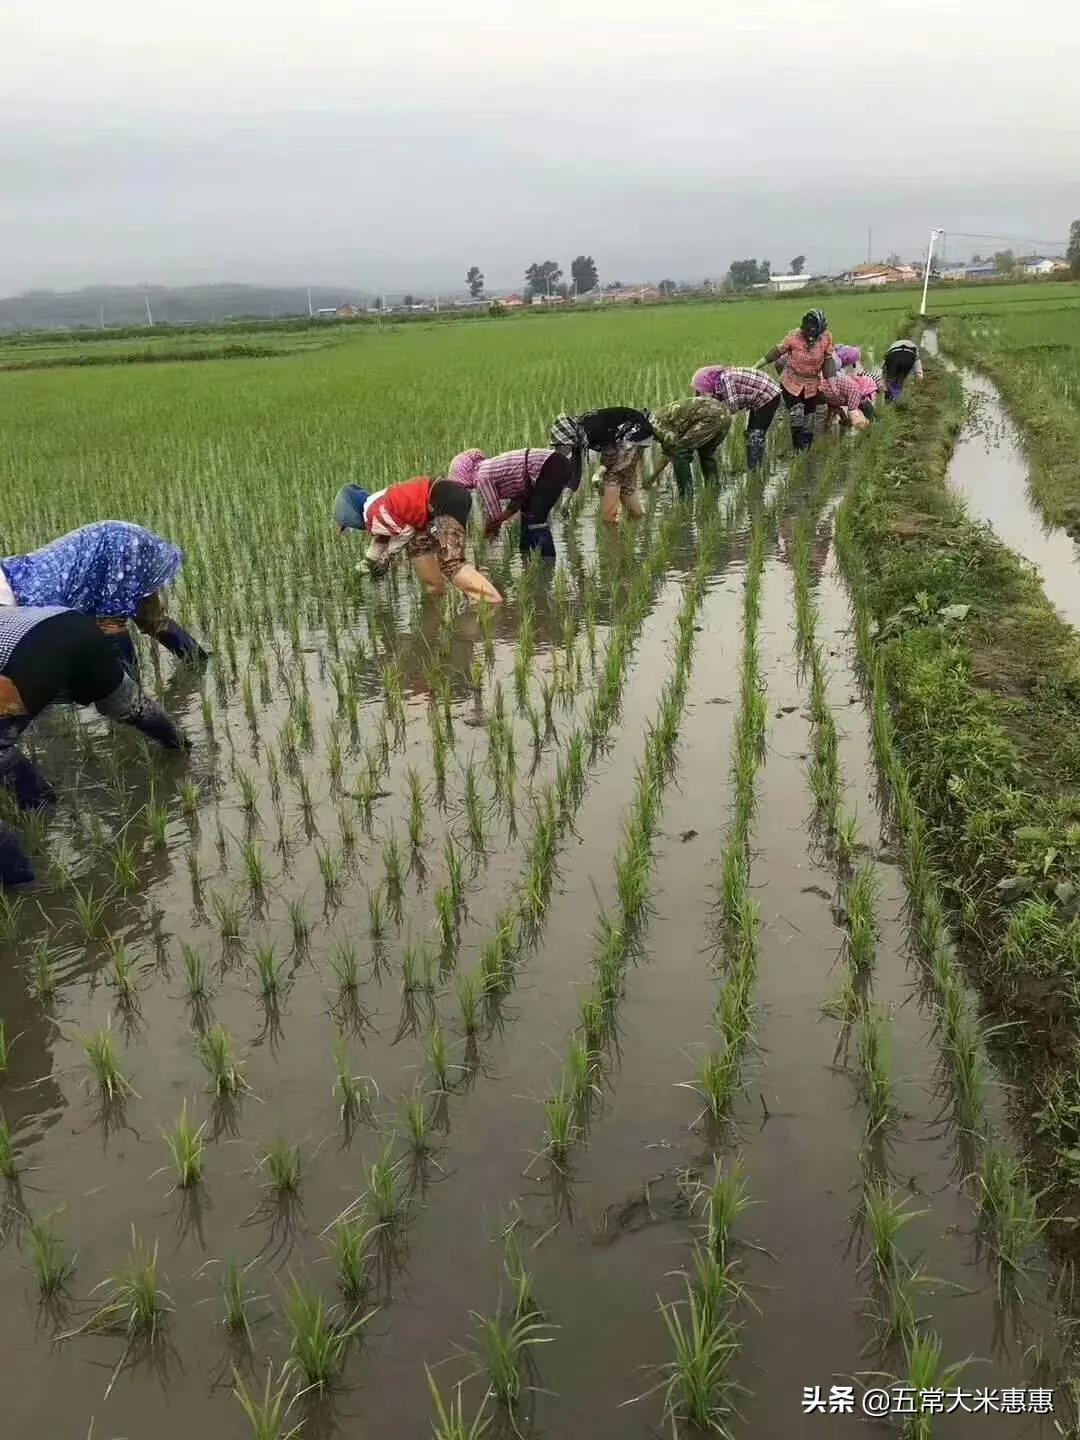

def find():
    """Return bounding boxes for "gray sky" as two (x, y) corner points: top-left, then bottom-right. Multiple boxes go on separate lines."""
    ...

(3, 0), (1078, 295)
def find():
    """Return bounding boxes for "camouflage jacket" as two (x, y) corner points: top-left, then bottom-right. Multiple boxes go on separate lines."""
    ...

(651, 397), (732, 452)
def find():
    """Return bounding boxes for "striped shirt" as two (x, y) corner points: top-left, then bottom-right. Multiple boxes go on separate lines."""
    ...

(820, 374), (865, 412)
(468, 449), (556, 527)
(776, 329), (835, 398)
(364, 477), (433, 539)
(0, 605), (68, 671)
(710, 367), (781, 412)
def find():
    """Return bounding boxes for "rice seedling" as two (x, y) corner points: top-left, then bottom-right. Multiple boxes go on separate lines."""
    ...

(27, 1209), (76, 1298)
(426, 1366), (493, 1440)
(315, 844), (343, 895)
(654, 1280), (739, 1435)
(502, 1222), (539, 1319)
(565, 1033), (599, 1111)
(425, 1020), (452, 1092)
(434, 884), (457, 952)
(221, 1258), (258, 1342)
(402, 1083), (435, 1155)
(145, 791), (170, 851)
(479, 911), (517, 997)
(899, 1331), (968, 1439)
(463, 758), (486, 851)
(976, 1143), (1046, 1293)
(181, 943), (212, 1005)
(407, 767), (426, 850)
(444, 833), (467, 913)
(283, 1279), (367, 1393)
(195, 1024), (247, 1096)
(862, 1184), (925, 1291)
(27, 939), (58, 1006)
(465, 1307), (555, 1411)
(327, 1213), (376, 1303)
(857, 1007), (896, 1138)
(258, 1134), (302, 1195)
(253, 944), (287, 1005)
(241, 838), (268, 897)
(844, 865), (879, 978)
(106, 940), (141, 1007)
(457, 968), (484, 1036)
(186, 845), (205, 903)
(367, 884), (387, 944)
(162, 1100), (206, 1188)
(542, 1077), (579, 1165)
(212, 889), (245, 945)
(333, 1036), (377, 1126)
(0, 1113), (18, 1180)
(336, 802), (357, 853)
(401, 942), (435, 996)
(83, 1026), (134, 1102)
(112, 836), (140, 892)
(69, 882), (110, 941)
(83, 1227), (171, 1345)
(681, 1050), (737, 1130)
(233, 1363), (304, 1440)
(0, 891), (24, 943)
(365, 1135), (408, 1227)
(287, 897), (311, 952)
(382, 831), (405, 905)
(578, 996), (607, 1054)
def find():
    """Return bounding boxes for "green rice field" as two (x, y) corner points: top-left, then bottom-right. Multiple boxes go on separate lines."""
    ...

(1, 281), (1080, 1438)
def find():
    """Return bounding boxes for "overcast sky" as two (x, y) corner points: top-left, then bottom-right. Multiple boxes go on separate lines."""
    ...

(3, 0), (1078, 296)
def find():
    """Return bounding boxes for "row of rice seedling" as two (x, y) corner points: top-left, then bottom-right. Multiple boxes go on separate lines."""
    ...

(532, 503), (730, 1174)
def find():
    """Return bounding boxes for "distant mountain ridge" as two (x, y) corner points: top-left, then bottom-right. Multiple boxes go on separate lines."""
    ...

(0, 283), (366, 332)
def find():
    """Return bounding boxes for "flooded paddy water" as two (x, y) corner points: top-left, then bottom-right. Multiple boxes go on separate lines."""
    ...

(0, 457), (1070, 1438)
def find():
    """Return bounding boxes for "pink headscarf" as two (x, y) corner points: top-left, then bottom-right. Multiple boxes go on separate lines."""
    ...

(692, 365), (725, 396)
(835, 345), (861, 368)
(851, 372), (880, 403)
(448, 448), (486, 488)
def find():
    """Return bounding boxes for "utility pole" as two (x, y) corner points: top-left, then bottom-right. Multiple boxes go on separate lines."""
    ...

(144, 292), (154, 326)
(306, 287), (313, 318)
(919, 229), (942, 316)
(867, 226), (873, 263)
(435, 291), (440, 314)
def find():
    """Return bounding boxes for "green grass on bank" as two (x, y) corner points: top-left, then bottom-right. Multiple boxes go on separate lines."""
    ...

(837, 364), (1080, 1197)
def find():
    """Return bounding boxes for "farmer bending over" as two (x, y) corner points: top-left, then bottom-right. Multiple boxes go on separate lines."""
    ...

(647, 397), (733, 497)
(333, 478), (502, 603)
(691, 365), (782, 472)
(881, 340), (924, 402)
(758, 310), (837, 452)
(0, 606), (190, 886)
(820, 372), (878, 430)
(448, 448), (574, 558)
(1, 521), (208, 674)
(549, 408), (654, 524)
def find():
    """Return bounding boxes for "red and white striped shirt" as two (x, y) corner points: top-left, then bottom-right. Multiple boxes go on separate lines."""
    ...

(364, 477), (433, 538)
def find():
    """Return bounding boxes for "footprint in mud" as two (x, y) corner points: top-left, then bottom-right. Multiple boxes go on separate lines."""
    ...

(801, 884), (833, 902)
(590, 1167), (699, 1246)
(679, 829), (698, 843)
(706, 697), (731, 705)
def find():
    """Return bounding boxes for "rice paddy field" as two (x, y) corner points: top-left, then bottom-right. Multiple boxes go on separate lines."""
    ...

(1, 281), (1080, 1439)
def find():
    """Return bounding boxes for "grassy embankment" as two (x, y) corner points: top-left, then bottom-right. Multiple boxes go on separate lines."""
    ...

(939, 302), (1080, 531)
(836, 362), (1080, 1215)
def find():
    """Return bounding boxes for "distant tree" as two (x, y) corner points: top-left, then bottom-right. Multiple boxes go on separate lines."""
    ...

(524, 260), (562, 298)
(658, 278), (677, 295)
(1068, 220), (1080, 278)
(570, 255), (599, 294)
(790, 255), (806, 275)
(971, 253), (983, 263)
(885, 252), (902, 267)
(605, 280), (623, 291)
(373, 296), (383, 311)
(403, 294), (415, 309)
(761, 260), (771, 282)
(993, 249), (1016, 275)
(466, 266), (484, 299)
(727, 258), (769, 291)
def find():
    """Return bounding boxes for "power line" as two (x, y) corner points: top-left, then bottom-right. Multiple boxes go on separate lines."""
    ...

(944, 230), (1068, 250)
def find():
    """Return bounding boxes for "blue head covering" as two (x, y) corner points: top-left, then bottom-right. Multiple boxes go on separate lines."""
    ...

(333, 485), (370, 531)
(2, 522), (183, 618)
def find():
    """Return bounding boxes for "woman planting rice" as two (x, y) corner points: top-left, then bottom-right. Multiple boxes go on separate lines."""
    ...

(549, 407), (654, 523)
(881, 339), (924, 402)
(647, 396), (733, 496)
(758, 309), (838, 451)
(691, 365), (782, 472)
(0, 605), (189, 885)
(0, 521), (207, 673)
(820, 371), (878, 430)
(333, 477), (502, 602)
(448, 447), (574, 557)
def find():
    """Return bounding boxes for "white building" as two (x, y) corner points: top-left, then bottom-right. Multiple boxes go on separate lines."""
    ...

(767, 274), (812, 293)
(1018, 255), (1066, 276)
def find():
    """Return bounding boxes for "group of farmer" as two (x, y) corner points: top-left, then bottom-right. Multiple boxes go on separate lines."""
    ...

(0, 315), (923, 885)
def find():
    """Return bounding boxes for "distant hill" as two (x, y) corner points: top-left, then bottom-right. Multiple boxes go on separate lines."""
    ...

(0, 283), (367, 333)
